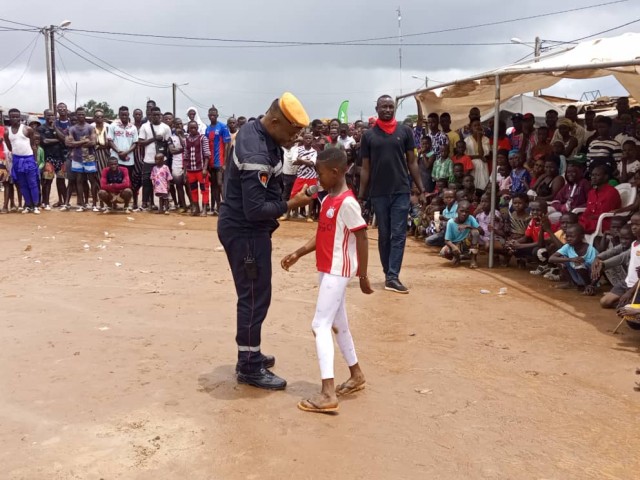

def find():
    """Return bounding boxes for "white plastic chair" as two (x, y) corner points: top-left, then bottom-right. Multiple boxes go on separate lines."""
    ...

(573, 183), (636, 246)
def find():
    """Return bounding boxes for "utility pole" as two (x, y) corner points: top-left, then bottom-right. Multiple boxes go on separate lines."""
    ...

(44, 27), (53, 110)
(172, 83), (177, 116)
(49, 26), (57, 108)
(534, 36), (541, 97)
(41, 21), (71, 111)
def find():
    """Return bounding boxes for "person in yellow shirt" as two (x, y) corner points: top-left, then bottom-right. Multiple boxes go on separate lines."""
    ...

(440, 112), (460, 157)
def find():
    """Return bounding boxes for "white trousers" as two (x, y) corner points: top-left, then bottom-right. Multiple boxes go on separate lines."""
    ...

(312, 273), (358, 380)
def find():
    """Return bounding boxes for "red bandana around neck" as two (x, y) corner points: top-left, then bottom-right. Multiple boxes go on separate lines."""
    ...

(375, 118), (397, 135)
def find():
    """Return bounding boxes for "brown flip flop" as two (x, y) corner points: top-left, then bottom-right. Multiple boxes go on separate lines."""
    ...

(297, 398), (339, 414)
(335, 382), (366, 397)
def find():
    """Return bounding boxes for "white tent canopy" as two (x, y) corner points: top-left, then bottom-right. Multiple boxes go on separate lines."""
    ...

(479, 94), (566, 126)
(398, 32), (640, 268)
(405, 32), (640, 130)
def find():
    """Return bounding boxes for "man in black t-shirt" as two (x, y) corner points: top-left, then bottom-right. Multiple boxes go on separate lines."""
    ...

(359, 95), (426, 294)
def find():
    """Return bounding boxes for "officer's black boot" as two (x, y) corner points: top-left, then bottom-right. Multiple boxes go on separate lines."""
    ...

(237, 368), (286, 390)
(235, 354), (275, 373)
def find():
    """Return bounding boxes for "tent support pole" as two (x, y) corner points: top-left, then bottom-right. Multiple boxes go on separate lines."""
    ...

(488, 74), (501, 269)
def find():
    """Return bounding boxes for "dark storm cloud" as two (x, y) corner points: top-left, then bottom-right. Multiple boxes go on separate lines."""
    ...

(0, 0), (638, 117)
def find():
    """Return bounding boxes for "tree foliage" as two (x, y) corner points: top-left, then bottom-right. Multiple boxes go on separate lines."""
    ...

(81, 100), (116, 119)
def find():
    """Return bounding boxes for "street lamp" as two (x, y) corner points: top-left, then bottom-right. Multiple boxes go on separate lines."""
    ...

(511, 36), (542, 96)
(43, 20), (72, 110)
(411, 74), (428, 88)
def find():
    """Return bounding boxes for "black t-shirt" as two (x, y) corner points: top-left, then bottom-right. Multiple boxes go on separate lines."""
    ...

(38, 124), (64, 160)
(360, 124), (413, 197)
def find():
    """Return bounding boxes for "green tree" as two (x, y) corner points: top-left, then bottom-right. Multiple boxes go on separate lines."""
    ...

(81, 100), (116, 119)
(403, 114), (418, 126)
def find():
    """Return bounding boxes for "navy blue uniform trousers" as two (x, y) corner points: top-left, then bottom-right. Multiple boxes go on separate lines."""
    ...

(218, 226), (272, 373)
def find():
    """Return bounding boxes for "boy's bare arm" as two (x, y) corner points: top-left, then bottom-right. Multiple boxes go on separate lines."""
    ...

(281, 236), (316, 271)
(354, 229), (373, 294)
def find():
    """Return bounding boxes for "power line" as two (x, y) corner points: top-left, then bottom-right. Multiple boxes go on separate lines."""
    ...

(55, 39), (171, 89)
(550, 16), (640, 47)
(60, 0), (627, 47)
(59, 34), (170, 87)
(55, 47), (77, 98)
(0, 34), (40, 96)
(343, 0), (630, 43)
(65, 31), (522, 48)
(0, 17), (39, 29)
(177, 86), (210, 110)
(0, 32), (39, 73)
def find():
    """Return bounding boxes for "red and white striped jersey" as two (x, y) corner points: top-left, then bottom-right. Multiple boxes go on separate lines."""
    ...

(316, 190), (367, 277)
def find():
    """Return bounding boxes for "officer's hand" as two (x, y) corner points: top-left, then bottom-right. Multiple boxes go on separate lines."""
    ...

(288, 185), (313, 209)
(281, 252), (299, 271)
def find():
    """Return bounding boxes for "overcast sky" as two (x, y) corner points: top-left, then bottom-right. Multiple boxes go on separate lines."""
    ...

(0, 0), (638, 121)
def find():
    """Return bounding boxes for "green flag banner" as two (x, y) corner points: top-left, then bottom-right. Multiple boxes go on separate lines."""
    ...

(337, 100), (349, 124)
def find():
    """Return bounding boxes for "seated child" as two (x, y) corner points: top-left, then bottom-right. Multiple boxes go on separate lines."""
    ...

(609, 213), (640, 314)
(432, 144), (454, 185)
(506, 200), (555, 269)
(426, 189), (457, 247)
(450, 162), (464, 191)
(549, 224), (598, 293)
(421, 196), (444, 238)
(440, 200), (481, 269)
(505, 192), (531, 242)
(593, 215), (626, 253)
(616, 140), (640, 184)
(509, 150), (531, 196)
(462, 174), (482, 210)
(475, 193), (506, 263)
(408, 189), (422, 236)
(614, 169), (640, 216)
(426, 178), (448, 202)
(451, 140), (474, 174)
(542, 212), (579, 281)
(594, 224), (633, 306)
(551, 141), (567, 176)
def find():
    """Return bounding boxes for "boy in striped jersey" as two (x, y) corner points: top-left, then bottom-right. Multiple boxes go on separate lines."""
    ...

(291, 132), (319, 221)
(281, 148), (372, 414)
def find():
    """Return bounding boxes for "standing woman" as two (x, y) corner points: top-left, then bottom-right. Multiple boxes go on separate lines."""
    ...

(92, 109), (110, 209)
(464, 118), (490, 190)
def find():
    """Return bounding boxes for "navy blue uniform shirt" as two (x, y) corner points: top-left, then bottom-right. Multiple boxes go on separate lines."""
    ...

(218, 119), (288, 234)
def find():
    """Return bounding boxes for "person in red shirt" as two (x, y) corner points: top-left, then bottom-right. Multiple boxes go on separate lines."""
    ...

(579, 165), (621, 234)
(505, 200), (557, 269)
(98, 156), (133, 212)
(281, 148), (372, 414)
(451, 140), (474, 174)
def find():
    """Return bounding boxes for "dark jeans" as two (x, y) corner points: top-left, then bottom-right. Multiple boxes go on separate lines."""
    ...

(142, 162), (154, 205)
(282, 174), (296, 201)
(370, 193), (410, 282)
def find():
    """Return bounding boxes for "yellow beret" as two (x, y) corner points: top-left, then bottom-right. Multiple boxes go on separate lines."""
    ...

(279, 92), (309, 128)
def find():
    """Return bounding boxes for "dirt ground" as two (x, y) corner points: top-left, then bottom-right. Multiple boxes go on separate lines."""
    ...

(1, 211), (639, 480)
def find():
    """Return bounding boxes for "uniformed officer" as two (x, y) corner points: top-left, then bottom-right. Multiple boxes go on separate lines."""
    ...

(218, 92), (313, 390)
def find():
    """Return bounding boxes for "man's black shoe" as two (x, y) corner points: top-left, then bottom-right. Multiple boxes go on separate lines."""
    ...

(384, 279), (409, 294)
(237, 368), (287, 390)
(235, 355), (275, 373)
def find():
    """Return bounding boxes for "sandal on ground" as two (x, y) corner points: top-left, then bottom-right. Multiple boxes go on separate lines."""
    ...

(297, 398), (339, 414)
(335, 381), (366, 397)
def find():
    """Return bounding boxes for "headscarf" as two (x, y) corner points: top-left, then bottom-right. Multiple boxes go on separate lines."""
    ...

(186, 106), (206, 135)
(557, 118), (576, 133)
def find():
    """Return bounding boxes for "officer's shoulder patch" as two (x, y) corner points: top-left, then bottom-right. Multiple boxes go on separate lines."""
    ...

(258, 170), (270, 188)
